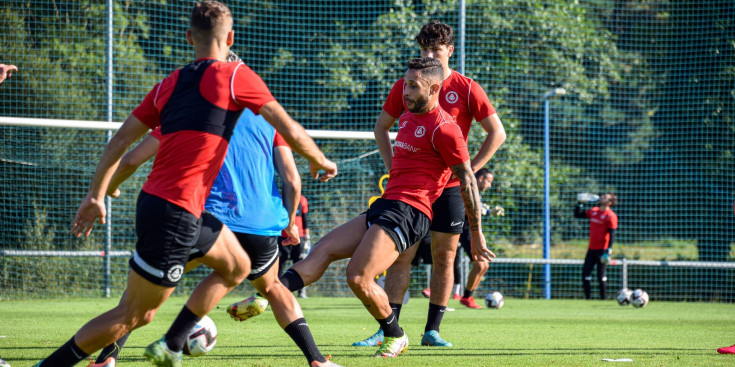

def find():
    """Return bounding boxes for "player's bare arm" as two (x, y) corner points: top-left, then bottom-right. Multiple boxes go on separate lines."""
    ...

(373, 109), (398, 172)
(106, 134), (159, 198)
(470, 113), (506, 172)
(259, 101), (337, 182)
(72, 116), (150, 237)
(274, 145), (301, 245)
(449, 160), (494, 262)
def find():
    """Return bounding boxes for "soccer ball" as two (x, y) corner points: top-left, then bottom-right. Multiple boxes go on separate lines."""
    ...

(485, 291), (504, 309)
(630, 289), (649, 308)
(616, 288), (633, 306)
(183, 315), (218, 357)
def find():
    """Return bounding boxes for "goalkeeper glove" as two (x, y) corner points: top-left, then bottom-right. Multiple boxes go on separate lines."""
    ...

(600, 250), (610, 264)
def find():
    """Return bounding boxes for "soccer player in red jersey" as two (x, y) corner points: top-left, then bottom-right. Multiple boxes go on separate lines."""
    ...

(275, 57), (494, 358)
(574, 193), (619, 299)
(367, 20), (506, 347)
(34, 2), (336, 367)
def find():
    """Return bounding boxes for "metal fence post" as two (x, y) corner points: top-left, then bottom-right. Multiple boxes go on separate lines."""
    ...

(458, 0), (466, 75)
(104, 0), (114, 298)
(622, 258), (628, 290)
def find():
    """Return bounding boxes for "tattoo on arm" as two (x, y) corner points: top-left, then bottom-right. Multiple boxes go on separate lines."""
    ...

(450, 161), (482, 231)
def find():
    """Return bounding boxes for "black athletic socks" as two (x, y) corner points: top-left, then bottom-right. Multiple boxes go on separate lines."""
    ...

(284, 318), (326, 364)
(95, 332), (130, 363)
(463, 288), (474, 299)
(425, 303), (446, 333)
(389, 302), (403, 321)
(41, 336), (89, 366)
(280, 269), (305, 292)
(377, 312), (403, 338)
(165, 306), (200, 352)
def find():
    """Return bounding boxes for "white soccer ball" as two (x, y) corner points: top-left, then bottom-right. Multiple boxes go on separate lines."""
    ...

(485, 291), (504, 309)
(616, 288), (633, 306)
(630, 289), (649, 308)
(183, 315), (218, 357)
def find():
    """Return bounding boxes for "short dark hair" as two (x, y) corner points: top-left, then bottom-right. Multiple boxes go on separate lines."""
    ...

(416, 20), (454, 48)
(605, 192), (619, 206)
(190, 1), (233, 42)
(407, 57), (443, 82)
(476, 168), (492, 179)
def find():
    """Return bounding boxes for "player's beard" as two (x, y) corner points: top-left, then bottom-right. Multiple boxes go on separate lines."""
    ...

(406, 93), (429, 113)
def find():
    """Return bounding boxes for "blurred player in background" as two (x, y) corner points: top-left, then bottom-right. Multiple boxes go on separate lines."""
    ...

(454, 169), (500, 308)
(34, 2), (336, 366)
(278, 195), (311, 298)
(574, 193), (618, 300)
(0, 63), (17, 84)
(367, 20), (506, 347)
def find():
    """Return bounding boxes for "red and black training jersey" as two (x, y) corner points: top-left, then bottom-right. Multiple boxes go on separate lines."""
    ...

(382, 105), (470, 220)
(585, 207), (618, 250)
(132, 58), (275, 216)
(383, 71), (496, 188)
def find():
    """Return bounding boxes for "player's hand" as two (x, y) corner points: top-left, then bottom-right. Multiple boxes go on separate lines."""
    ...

(310, 157), (338, 182)
(282, 223), (300, 246)
(72, 195), (106, 237)
(490, 205), (505, 217)
(469, 230), (495, 262)
(0, 64), (18, 84)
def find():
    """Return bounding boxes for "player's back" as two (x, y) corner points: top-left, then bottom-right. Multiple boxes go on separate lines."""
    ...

(137, 59), (251, 216)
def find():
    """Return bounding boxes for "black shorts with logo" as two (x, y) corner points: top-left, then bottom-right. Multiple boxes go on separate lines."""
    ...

(130, 191), (221, 287)
(235, 232), (280, 280)
(366, 198), (430, 253)
(430, 186), (465, 234)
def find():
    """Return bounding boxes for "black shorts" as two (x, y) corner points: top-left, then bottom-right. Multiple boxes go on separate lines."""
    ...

(411, 233), (433, 266)
(366, 198), (430, 253)
(188, 210), (224, 261)
(130, 191), (221, 287)
(430, 186), (465, 234)
(278, 236), (305, 263)
(458, 220), (472, 255)
(234, 232), (279, 280)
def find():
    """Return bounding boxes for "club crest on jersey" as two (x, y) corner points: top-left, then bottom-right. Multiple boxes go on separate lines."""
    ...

(167, 265), (184, 282)
(415, 126), (426, 138)
(445, 91), (459, 104)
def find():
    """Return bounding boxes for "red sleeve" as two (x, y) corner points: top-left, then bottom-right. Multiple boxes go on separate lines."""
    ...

(609, 212), (618, 229)
(382, 79), (405, 118)
(469, 81), (496, 122)
(432, 122), (470, 167)
(585, 209), (592, 219)
(132, 82), (163, 129)
(301, 196), (308, 213)
(273, 131), (289, 148)
(232, 63), (276, 113)
(149, 126), (162, 140)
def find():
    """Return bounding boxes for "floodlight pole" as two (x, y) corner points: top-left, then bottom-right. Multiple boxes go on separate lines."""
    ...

(542, 87), (566, 300)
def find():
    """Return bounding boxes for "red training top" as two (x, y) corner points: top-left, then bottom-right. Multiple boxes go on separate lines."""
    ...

(383, 71), (496, 188)
(585, 207), (618, 250)
(132, 58), (275, 216)
(382, 105), (470, 219)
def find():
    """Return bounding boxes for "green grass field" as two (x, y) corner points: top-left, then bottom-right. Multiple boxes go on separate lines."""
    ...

(1, 296), (734, 366)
